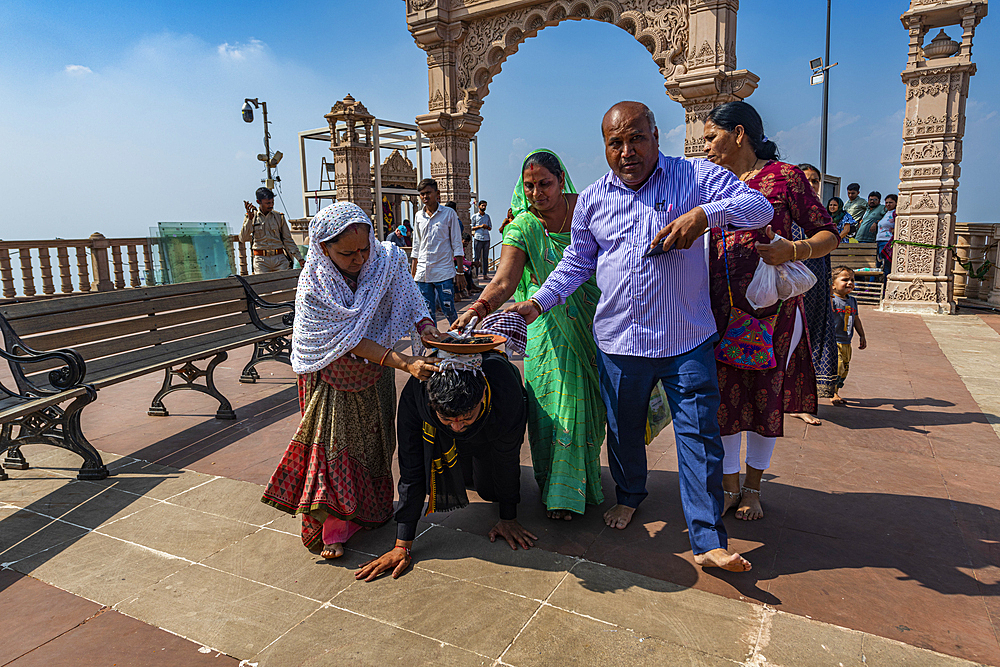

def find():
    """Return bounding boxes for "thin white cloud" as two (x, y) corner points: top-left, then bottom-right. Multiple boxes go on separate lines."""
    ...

(661, 123), (685, 156)
(217, 39), (265, 61)
(831, 111), (862, 132)
(3, 31), (328, 239)
(507, 137), (529, 168)
(64, 64), (93, 75)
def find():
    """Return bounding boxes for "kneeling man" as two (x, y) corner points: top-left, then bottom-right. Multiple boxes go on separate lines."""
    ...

(356, 350), (534, 581)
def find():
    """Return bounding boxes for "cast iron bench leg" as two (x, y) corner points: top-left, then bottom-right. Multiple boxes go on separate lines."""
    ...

(240, 335), (292, 384)
(3, 421), (29, 469)
(3, 418), (35, 475)
(148, 351), (237, 420)
(0, 388), (108, 481)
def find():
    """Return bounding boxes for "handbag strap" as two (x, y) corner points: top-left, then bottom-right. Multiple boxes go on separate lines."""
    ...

(720, 227), (782, 316)
(720, 227), (734, 308)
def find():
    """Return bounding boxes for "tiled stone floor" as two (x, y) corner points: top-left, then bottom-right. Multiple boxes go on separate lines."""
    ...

(0, 453), (983, 666)
(2, 305), (999, 666)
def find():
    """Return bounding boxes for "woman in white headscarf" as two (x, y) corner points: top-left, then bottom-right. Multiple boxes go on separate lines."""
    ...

(262, 202), (441, 559)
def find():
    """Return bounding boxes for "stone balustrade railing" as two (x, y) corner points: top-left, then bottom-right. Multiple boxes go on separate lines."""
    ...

(0, 233), (252, 303)
(953, 222), (1000, 307)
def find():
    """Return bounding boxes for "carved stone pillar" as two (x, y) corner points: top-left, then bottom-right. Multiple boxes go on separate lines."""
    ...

(324, 94), (375, 221)
(417, 115), (480, 231)
(408, 0), (479, 263)
(883, 1), (988, 315)
(666, 0), (759, 157)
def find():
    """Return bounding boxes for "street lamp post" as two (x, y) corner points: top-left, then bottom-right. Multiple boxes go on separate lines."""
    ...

(810, 0), (838, 199)
(821, 0), (831, 179)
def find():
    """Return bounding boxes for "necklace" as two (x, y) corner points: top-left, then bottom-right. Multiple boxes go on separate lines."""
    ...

(535, 194), (571, 238)
(739, 158), (764, 183)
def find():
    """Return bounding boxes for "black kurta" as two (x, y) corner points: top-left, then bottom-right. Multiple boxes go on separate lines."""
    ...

(395, 352), (528, 541)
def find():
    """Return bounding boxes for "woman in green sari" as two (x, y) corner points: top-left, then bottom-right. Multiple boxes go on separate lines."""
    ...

(451, 149), (605, 520)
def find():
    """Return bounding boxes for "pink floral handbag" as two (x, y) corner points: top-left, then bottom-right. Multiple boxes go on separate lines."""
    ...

(715, 231), (779, 371)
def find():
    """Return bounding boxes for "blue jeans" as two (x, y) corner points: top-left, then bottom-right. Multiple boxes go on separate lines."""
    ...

(474, 239), (490, 278)
(596, 336), (727, 555)
(417, 279), (458, 324)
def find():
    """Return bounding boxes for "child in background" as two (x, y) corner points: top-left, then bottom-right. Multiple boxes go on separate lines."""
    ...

(831, 266), (867, 406)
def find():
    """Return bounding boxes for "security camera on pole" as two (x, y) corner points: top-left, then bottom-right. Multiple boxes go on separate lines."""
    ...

(242, 98), (283, 190)
(240, 98), (302, 274)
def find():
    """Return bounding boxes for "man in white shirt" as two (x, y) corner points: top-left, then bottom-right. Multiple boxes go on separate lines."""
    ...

(411, 178), (464, 323)
(471, 200), (492, 279)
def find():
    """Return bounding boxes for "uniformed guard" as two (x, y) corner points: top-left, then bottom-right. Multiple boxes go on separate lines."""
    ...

(240, 187), (304, 272)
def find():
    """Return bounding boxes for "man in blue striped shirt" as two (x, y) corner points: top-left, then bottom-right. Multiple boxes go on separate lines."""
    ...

(510, 102), (772, 571)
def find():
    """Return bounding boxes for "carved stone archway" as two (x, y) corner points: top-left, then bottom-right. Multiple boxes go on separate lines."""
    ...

(406, 0), (758, 227)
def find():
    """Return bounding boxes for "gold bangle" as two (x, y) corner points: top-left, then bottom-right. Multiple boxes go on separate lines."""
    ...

(803, 242), (813, 259)
(792, 242), (799, 262)
(379, 349), (392, 366)
(529, 297), (543, 314)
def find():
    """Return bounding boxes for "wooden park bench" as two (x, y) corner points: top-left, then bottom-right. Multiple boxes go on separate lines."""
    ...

(0, 270), (297, 481)
(830, 242), (884, 306)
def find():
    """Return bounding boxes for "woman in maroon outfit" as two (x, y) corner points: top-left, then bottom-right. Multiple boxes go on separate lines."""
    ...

(703, 102), (839, 522)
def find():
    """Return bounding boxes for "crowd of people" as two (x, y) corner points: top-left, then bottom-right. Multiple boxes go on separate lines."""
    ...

(257, 98), (877, 581)
(806, 177), (898, 277)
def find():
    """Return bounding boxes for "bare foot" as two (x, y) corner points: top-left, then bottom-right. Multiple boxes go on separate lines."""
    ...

(694, 548), (752, 572)
(789, 412), (821, 425)
(321, 543), (344, 559)
(547, 509), (573, 521)
(603, 504), (635, 529)
(736, 487), (763, 521)
(831, 393), (846, 406)
(723, 489), (742, 515)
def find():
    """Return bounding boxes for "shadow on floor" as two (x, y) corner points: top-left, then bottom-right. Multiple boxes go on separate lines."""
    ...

(400, 466), (1000, 606)
(4, 383), (998, 654)
(0, 384), (298, 575)
(123, 384), (299, 469)
(816, 396), (993, 433)
(635, 469), (999, 604)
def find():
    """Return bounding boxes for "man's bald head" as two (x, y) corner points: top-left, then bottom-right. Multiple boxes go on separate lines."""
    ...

(601, 101), (660, 191)
(602, 101), (656, 138)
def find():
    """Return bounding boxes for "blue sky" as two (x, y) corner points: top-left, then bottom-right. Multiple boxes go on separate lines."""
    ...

(1, 0), (996, 243)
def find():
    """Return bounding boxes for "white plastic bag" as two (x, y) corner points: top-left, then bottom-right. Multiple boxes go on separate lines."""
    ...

(774, 260), (817, 300)
(745, 234), (818, 310)
(745, 258), (780, 310)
